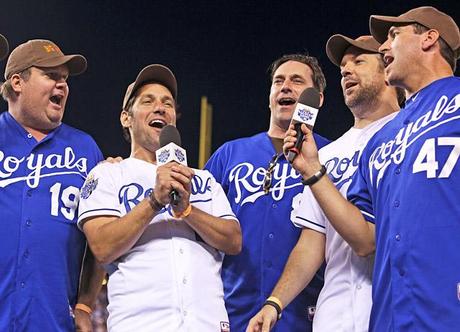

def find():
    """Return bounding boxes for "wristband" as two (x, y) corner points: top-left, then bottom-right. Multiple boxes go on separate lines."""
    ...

(173, 204), (192, 219)
(301, 165), (327, 186)
(75, 303), (92, 315)
(264, 296), (283, 320)
(148, 191), (164, 212)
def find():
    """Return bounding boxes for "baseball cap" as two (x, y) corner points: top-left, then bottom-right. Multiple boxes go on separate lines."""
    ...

(369, 6), (460, 58)
(4, 39), (87, 80)
(0, 34), (8, 61)
(326, 34), (381, 66)
(122, 64), (177, 109)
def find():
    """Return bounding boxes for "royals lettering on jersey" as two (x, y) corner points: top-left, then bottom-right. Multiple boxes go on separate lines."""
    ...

(291, 113), (396, 332)
(348, 77), (460, 331)
(0, 111), (103, 332)
(229, 161), (301, 205)
(205, 131), (329, 332)
(368, 93), (460, 187)
(78, 157), (234, 331)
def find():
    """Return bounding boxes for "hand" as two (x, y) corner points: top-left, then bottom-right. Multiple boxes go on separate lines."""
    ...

(245, 305), (278, 332)
(100, 156), (123, 164)
(283, 123), (322, 178)
(74, 309), (92, 332)
(155, 162), (194, 213)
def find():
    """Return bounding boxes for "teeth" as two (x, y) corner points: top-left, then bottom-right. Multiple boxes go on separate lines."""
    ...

(278, 98), (296, 105)
(149, 120), (166, 128)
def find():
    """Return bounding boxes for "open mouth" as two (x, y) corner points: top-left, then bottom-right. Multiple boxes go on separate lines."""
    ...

(345, 81), (358, 90)
(278, 97), (296, 106)
(148, 119), (166, 129)
(49, 95), (63, 106)
(383, 54), (394, 68)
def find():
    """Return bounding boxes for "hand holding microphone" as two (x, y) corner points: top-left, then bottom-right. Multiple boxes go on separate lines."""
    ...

(155, 125), (194, 210)
(286, 87), (321, 163)
(284, 88), (323, 178)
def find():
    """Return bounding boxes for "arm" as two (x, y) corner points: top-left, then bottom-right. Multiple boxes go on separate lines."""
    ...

(284, 124), (375, 256)
(183, 207), (241, 255)
(82, 198), (162, 264)
(74, 247), (106, 332)
(246, 228), (325, 332)
(83, 162), (241, 264)
(161, 163), (242, 255)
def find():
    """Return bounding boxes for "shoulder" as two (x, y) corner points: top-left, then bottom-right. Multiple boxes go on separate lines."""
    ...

(313, 132), (330, 148)
(58, 123), (100, 146)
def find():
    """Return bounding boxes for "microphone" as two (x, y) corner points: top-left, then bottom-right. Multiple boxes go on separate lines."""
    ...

(156, 125), (188, 206)
(286, 87), (321, 163)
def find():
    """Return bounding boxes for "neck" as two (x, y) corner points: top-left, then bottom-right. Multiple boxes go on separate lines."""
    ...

(267, 121), (289, 139)
(402, 59), (452, 98)
(130, 146), (158, 164)
(8, 107), (52, 141)
(352, 91), (399, 129)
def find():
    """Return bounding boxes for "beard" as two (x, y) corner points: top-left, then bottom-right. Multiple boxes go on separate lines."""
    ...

(344, 80), (384, 109)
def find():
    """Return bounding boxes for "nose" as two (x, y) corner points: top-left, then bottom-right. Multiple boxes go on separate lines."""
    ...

(56, 80), (68, 90)
(340, 63), (352, 78)
(280, 79), (293, 92)
(379, 39), (390, 54)
(153, 102), (166, 114)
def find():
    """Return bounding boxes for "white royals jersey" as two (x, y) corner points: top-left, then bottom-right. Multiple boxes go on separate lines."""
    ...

(291, 113), (396, 332)
(78, 157), (237, 332)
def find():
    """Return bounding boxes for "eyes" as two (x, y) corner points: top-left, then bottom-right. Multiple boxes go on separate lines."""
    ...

(273, 77), (306, 85)
(388, 28), (400, 39)
(44, 72), (68, 82)
(141, 97), (174, 108)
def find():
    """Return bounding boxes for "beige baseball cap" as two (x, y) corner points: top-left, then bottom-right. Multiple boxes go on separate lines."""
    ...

(4, 39), (87, 79)
(0, 34), (8, 61)
(122, 64), (177, 109)
(326, 35), (381, 66)
(369, 6), (460, 58)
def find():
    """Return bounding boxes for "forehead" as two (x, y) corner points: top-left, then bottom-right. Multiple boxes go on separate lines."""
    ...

(135, 83), (174, 100)
(388, 24), (414, 35)
(341, 46), (380, 65)
(273, 60), (313, 78)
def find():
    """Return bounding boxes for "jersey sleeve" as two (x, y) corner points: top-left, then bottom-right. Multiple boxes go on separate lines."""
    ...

(291, 186), (326, 234)
(77, 163), (122, 229)
(206, 170), (238, 222)
(204, 145), (229, 192)
(346, 152), (375, 224)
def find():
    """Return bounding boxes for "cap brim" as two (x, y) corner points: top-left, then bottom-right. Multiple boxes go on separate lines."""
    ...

(326, 34), (380, 66)
(34, 54), (87, 76)
(123, 64), (177, 109)
(370, 15), (416, 44)
(0, 34), (9, 61)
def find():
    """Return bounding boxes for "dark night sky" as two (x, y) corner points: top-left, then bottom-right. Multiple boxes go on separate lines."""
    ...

(1, 0), (458, 167)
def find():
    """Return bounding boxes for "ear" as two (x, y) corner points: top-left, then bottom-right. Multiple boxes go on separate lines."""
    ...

(10, 74), (23, 93)
(318, 91), (325, 108)
(120, 110), (132, 129)
(421, 29), (440, 52)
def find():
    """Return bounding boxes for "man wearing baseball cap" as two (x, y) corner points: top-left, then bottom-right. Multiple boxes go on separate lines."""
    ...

(247, 35), (400, 332)
(282, 6), (460, 331)
(0, 39), (105, 331)
(78, 64), (242, 331)
(356, 6), (459, 330)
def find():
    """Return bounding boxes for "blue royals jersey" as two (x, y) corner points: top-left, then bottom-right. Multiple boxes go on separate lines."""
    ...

(347, 77), (460, 331)
(205, 132), (329, 332)
(0, 112), (103, 332)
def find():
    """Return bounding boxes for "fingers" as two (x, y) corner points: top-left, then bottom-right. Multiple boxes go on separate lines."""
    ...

(155, 163), (194, 207)
(101, 156), (123, 164)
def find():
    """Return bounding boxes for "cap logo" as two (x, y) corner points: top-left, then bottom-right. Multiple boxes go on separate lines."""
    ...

(43, 44), (59, 53)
